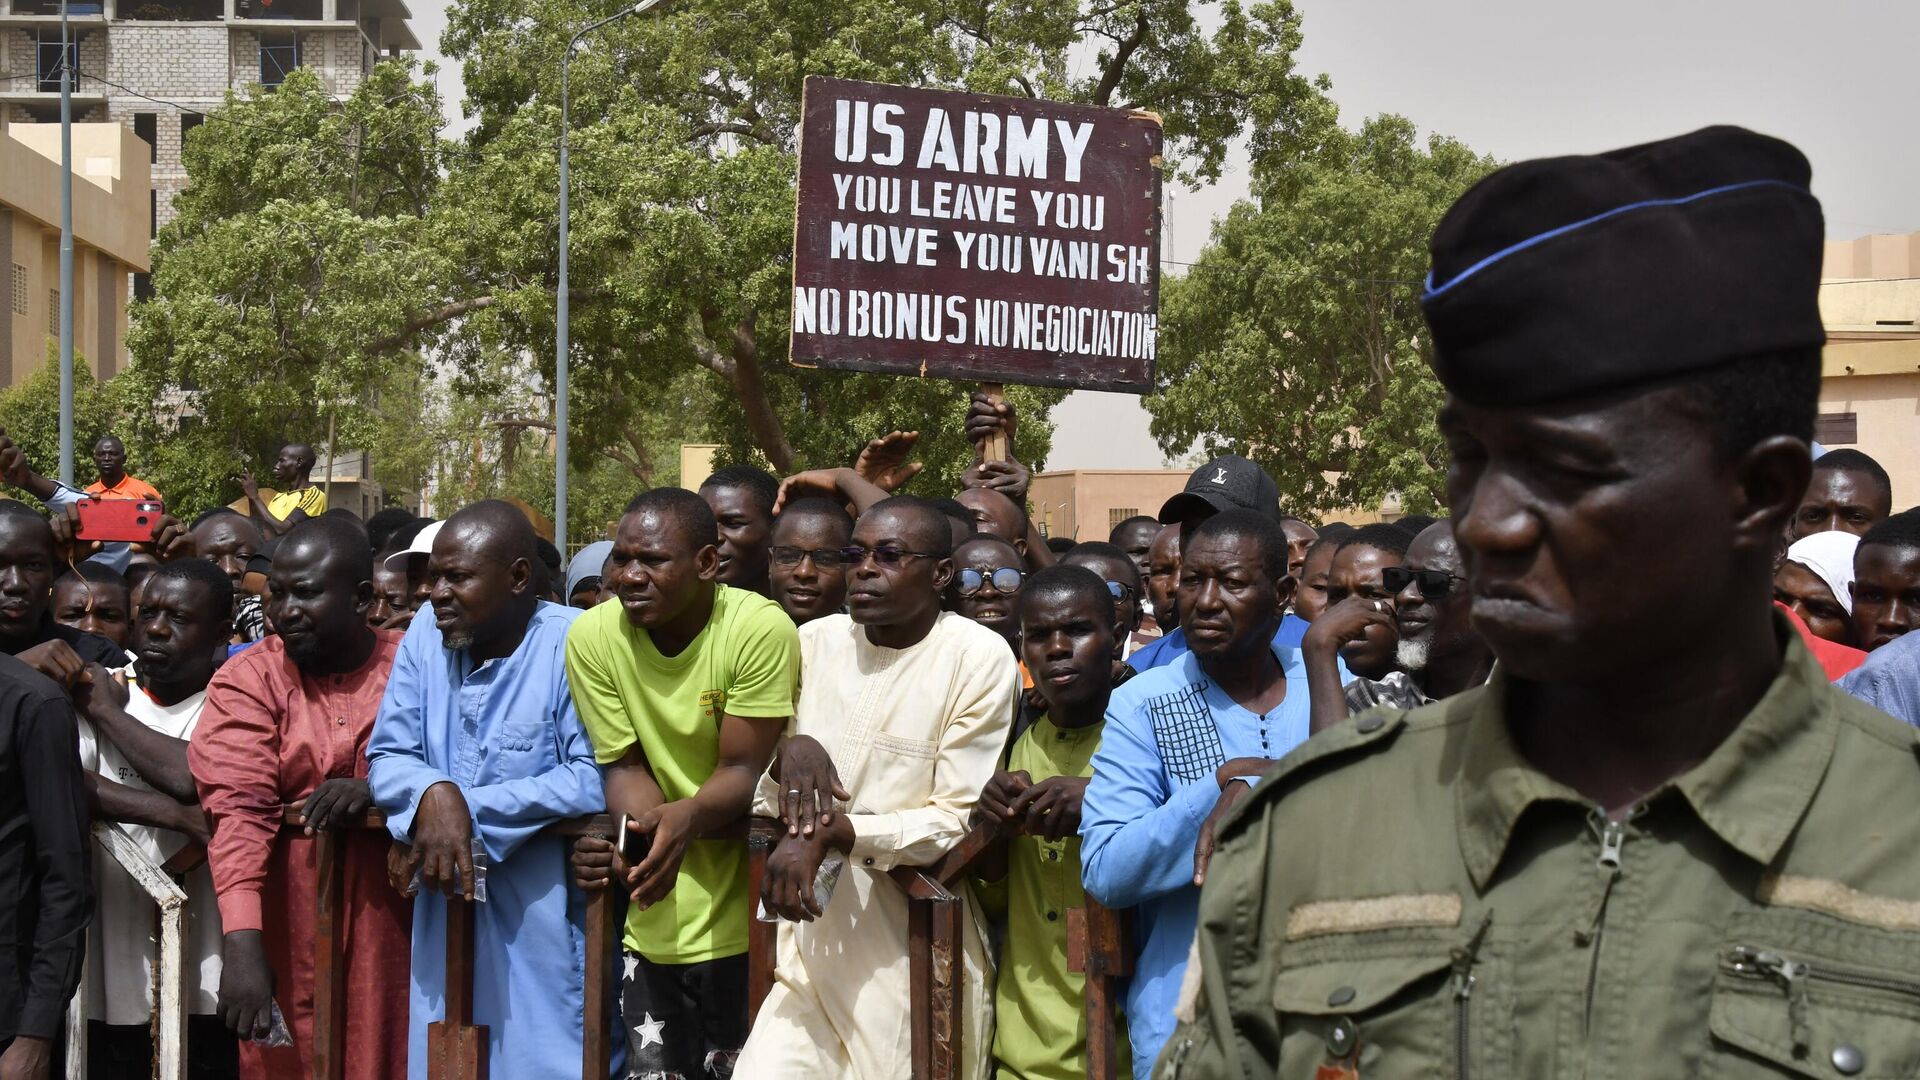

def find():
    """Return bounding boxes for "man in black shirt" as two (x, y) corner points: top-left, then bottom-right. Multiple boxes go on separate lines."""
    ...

(0, 503), (123, 686)
(0, 651), (92, 1078)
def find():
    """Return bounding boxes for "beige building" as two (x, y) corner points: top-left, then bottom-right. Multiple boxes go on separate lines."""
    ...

(0, 0), (416, 240)
(1027, 469), (1188, 542)
(1, 119), (148, 383)
(1820, 235), (1920, 509)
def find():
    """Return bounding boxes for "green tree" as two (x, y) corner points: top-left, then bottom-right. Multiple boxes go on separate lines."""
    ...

(431, 0), (1324, 488)
(123, 61), (452, 512)
(1148, 111), (1496, 517)
(133, 3), (1332, 526)
(0, 346), (119, 487)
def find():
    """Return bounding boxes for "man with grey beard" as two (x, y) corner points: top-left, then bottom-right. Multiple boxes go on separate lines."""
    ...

(1341, 519), (1494, 715)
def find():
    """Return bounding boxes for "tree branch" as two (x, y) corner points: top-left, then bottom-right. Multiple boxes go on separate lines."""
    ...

(1092, 12), (1149, 108)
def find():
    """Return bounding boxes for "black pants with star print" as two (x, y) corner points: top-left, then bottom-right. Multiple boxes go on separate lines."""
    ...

(622, 951), (748, 1080)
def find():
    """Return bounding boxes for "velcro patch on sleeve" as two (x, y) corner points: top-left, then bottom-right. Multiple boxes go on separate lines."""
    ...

(1285, 893), (1463, 941)
(1758, 872), (1920, 932)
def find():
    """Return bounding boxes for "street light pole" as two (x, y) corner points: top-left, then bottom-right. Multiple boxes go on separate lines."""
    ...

(57, 0), (75, 485)
(557, 0), (664, 556)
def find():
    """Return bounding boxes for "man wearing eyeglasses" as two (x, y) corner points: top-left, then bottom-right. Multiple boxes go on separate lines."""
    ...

(738, 496), (1019, 1079)
(767, 498), (855, 626)
(1306, 519), (1494, 731)
(564, 487), (800, 1080)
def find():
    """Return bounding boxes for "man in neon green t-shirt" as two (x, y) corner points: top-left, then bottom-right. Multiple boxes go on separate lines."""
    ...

(566, 487), (799, 1080)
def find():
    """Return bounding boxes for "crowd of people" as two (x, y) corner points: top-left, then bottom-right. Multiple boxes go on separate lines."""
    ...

(4, 125), (1920, 1080)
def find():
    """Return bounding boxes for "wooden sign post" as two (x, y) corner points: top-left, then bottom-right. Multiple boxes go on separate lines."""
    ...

(789, 76), (1164, 441)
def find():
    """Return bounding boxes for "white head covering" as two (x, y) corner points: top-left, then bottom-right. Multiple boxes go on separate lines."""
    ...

(566, 540), (615, 597)
(1786, 530), (1860, 614)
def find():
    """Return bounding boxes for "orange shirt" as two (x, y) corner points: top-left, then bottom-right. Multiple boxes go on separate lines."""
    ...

(84, 474), (161, 502)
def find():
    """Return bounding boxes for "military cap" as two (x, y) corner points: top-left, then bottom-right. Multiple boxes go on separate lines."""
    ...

(1420, 125), (1825, 406)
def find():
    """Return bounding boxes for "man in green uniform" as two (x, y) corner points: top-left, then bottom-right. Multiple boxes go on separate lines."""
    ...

(1161, 127), (1920, 1079)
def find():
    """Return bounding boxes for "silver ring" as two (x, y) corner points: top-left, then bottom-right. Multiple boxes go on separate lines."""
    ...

(786, 789), (803, 797)
(1375, 600), (1388, 613)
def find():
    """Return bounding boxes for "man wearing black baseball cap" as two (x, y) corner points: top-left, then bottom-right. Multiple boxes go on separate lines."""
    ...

(1154, 455), (1283, 527)
(1159, 127), (1920, 1077)
(1130, 456), (1319, 670)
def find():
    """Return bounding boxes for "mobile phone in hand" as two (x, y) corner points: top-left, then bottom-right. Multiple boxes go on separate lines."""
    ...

(616, 813), (652, 866)
(75, 498), (163, 543)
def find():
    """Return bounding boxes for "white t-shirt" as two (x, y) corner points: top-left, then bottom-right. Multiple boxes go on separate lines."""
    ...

(77, 678), (223, 1024)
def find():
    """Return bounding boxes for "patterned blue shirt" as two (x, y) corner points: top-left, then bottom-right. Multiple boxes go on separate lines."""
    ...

(1080, 639), (1317, 1079)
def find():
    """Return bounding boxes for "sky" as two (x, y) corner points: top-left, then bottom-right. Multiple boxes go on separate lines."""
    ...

(407, 0), (1920, 471)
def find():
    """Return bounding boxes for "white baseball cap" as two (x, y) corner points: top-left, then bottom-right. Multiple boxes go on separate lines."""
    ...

(382, 519), (443, 572)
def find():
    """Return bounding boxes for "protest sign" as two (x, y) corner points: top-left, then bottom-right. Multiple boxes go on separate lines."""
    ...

(790, 76), (1164, 394)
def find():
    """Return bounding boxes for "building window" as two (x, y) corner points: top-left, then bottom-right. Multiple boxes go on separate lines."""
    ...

(1814, 412), (1859, 446)
(181, 113), (204, 142)
(10, 267), (25, 316)
(35, 30), (78, 94)
(134, 112), (158, 162)
(1107, 507), (1139, 532)
(260, 31), (300, 87)
(133, 272), (154, 302)
(150, 190), (158, 239)
(48, 290), (60, 335)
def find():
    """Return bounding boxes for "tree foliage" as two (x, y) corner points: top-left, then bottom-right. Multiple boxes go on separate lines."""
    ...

(0, 347), (120, 484)
(122, 1), (1327, 531)
(1148, 109), (1496, 517)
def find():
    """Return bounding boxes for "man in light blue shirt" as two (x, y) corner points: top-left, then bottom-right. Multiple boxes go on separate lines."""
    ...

(368, 501), (617, 1079)
(1081, 509), (1324, 1079)
(1840, 625), (1920, 726)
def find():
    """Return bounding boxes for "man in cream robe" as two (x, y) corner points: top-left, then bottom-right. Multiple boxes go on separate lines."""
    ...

(739, 497), (1019, 1079)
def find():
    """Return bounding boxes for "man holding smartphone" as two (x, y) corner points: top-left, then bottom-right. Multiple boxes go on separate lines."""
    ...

(566, 487), (799, 1080)
(367, 501), (612, 1079)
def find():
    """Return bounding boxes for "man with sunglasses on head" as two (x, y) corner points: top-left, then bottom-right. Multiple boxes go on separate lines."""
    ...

(565, 488), (800, 1080)
(738, 496), (1018, 1079)
(1305, 519), (1493, 732)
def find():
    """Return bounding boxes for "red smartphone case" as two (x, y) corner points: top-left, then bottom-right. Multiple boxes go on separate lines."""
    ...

(74, 498), (164, 543)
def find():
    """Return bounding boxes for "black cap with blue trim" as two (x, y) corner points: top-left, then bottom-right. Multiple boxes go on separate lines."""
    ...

(1420, 125), (1825, 406)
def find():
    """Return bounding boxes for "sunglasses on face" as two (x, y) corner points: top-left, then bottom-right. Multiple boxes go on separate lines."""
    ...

(1103, 580), (1135, 603)
(838, 545), (941, 568)
(1381, 566), (1467, 600)
(955, 566), (1026, 596)
(770, 546), (848, 569)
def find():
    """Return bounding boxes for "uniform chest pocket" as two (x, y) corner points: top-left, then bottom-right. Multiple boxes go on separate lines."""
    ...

(1270, 929), (1510, 1080)
(1709, 911), (1920, 1079)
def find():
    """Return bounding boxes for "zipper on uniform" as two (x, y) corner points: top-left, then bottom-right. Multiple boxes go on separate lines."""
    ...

(1452, 912), (1492, 1079)
(1577, 807), (1641, 1033)
(1726, 943), (1920, 1054)
(1166, 1035), (1191, 1078)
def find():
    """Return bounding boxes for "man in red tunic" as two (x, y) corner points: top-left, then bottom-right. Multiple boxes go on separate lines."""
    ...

(190, 516), (411, 1079)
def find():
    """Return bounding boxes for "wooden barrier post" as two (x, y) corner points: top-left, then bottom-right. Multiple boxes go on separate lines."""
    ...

(564, 816), (619, 1080)
(311, 826), (347, 1080)
(427, 898), (487, 1079)
(1068, 898), (1133, 1080)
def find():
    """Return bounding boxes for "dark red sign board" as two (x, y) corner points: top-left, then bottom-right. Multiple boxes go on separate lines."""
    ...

(790, 76), (1163, 394)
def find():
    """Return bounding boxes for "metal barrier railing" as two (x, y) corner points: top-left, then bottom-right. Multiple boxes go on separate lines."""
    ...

(64, 822), (195, 1080)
